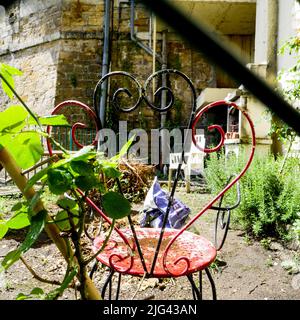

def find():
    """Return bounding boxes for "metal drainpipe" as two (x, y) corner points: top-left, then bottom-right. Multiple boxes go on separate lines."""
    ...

(130, 0), (162, 64)
(99, 0), (112, 128)
(161, 30), (168, 126)
(130, 0), (168, 171)
(161, 30), (168, 172)
(152, 14), (157, 97)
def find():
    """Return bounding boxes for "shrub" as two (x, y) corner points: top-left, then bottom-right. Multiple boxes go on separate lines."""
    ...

(204, 149), (300, 240)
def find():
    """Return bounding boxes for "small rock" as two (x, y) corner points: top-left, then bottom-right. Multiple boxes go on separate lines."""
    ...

(140, 278), (159, 291)
(269, 242), (284, 251)
(158, 283), (166, 291)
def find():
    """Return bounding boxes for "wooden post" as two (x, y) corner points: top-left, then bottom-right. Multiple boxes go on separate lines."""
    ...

(168, 167), (172, 191)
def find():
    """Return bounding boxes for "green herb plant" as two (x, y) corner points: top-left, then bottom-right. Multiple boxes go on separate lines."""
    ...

(205, 150), (300, 242)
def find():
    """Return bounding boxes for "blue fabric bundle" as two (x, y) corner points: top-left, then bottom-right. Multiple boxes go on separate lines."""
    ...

(140, 177), (190, 229)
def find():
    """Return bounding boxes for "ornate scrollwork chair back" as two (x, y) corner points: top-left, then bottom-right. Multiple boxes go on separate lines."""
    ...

(46, 69), (256, 300)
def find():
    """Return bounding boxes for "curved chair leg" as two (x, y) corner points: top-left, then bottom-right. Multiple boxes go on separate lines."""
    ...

(186, 274), (202, 300)
(198, 270), (203, 300)
(89, 260), (99, 279)
(101, 269), (115, 299)
(101, 269), (122, 300)
(205, 268), (217, 300)
(115, 273), (122, 300)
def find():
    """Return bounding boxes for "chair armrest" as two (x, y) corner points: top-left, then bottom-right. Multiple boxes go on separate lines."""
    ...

(210, 174), (241, 251)
(211, 174), (241, 211)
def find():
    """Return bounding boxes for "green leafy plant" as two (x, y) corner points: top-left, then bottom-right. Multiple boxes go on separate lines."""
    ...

(270, 36), (300, 171)
(0, 63), (23, 99)
(205, 150), (300, 241)
(0, 63), (133, 300)
(278, 37), (300, 103)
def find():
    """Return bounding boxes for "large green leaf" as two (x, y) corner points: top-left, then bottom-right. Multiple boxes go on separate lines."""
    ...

(7, 212), (30, 230)
(52, 146), (96, 169)
(56, 197), (80, 231)
(75, 175), (99, 192)
(0, 221), (8, 239)
(47, 168), (73, 194)
(102, 191), (131, 219)
(29, 115), (70, 127)
(100, 163), (121, 179)
(24, 166), (52, 192)
(57, 197), (77, 210)
(54, 210), (79, 231)
(0, 105), (28, 133)
(1, 210), (46, 270)
(110, 135), (135, 161)
(68, 146), (96, 162)
(0, 64), (22, 99)
(70, 160), (94, 176)
(0, 134), (10, 152)
(8, 132), (44, 169)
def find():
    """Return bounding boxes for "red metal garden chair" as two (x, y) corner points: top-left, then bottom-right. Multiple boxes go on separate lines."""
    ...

(47, 70), (255, 300)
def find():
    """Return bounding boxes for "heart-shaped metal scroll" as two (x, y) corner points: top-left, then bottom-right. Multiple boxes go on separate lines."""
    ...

(162, 100), (256, 276)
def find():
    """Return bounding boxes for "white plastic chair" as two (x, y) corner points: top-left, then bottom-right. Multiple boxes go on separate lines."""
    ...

(184, 134), (206, 192)
(168, 134), (206, 192)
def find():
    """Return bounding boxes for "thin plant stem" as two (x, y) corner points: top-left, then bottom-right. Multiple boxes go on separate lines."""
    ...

(84, 219), (116, 266)
(0, 73), (42, 129)
(279, 136), (295, 174)
(20, 256), (62, 286)
(131, 272), (147, 300)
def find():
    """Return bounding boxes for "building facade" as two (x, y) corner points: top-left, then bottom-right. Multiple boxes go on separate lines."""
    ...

(0, 0), (299, 154)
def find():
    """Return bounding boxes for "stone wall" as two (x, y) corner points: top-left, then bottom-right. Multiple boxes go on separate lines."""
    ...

(1, 42), (60, 115)
(0, 0), (62, 114)
(0, 0), (103, 115)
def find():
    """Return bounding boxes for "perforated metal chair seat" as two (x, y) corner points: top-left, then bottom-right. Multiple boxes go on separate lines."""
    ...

(92, 227), (217, 278)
